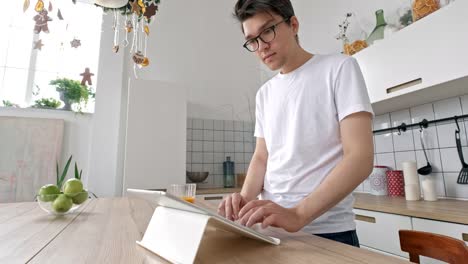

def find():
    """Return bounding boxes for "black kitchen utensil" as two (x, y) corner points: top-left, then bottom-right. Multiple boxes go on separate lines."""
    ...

(417, 128), (432, 175)
(455, 118), (468, 184)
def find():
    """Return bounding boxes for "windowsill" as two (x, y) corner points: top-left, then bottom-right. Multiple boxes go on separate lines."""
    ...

(0, 106), (93, 118)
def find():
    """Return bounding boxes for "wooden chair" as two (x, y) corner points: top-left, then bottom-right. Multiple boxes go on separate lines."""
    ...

(399, 230), (468, 264)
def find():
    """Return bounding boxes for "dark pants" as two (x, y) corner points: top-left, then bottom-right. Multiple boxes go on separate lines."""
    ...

(315, 230), (360, 247)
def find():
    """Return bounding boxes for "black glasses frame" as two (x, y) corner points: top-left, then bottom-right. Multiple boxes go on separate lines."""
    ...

(243, 17), (291, 52)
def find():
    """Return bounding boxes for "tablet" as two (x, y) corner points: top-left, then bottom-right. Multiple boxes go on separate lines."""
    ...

(127, 188), (280, 245)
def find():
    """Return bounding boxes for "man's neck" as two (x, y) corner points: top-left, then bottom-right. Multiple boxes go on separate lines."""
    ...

(280, 48), (313, 74)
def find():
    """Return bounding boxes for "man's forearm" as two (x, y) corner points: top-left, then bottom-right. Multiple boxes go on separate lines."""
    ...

(240, 155), (267, 201)
(295, 152), (373, 225)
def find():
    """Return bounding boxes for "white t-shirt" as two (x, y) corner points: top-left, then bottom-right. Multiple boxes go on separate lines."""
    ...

(254, 54), (374, 234)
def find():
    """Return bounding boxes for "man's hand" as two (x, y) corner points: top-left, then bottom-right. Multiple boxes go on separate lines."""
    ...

(217, 193), (248, 221)
(238, 200), (307, 232)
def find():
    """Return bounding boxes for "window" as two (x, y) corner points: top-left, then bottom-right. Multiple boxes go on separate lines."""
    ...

(0, 1), (102, 112)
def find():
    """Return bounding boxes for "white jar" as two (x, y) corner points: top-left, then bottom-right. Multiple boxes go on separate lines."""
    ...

(369, 166), (389, 195)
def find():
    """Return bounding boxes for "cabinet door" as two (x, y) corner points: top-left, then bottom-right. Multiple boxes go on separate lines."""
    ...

(412, 217), (468, 264)
(354, 0), (468, 107)
(354, 209), (412, 257)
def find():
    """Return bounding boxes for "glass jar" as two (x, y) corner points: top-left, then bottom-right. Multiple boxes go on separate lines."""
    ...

(336, 13), (368, 55)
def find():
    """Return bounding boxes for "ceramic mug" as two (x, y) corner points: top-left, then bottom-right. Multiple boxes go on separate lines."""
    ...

(386, 170), (405, 197)
(369, 166), (389, 195)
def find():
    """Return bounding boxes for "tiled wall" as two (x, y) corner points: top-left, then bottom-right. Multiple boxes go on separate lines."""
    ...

(186, 119), (255, 188)
(358, 95), (468, 199)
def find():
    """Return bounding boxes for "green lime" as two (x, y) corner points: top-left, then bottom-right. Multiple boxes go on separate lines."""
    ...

(38, 184), (60, 202)
(63, 178), (83, 197)
(72, 190), (88, 204)
(52, 194), (73, 213)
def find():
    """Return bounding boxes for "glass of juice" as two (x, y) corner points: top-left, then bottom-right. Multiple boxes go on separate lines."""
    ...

(168, 183), (196, 203)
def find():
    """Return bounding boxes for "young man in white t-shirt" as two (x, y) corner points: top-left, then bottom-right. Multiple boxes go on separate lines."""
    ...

(218, 0), (374, 247)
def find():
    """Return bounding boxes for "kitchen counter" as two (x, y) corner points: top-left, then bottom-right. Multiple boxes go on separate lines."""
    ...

(354, 193), (468, 225)
(196, 187), (241, 195)
(0, 198), (409, 263)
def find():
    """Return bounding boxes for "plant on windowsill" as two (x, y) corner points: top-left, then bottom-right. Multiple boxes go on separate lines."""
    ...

(49, 78), (95, 112)
(33, 98), (62, 109)
(2, 100), (20, 108)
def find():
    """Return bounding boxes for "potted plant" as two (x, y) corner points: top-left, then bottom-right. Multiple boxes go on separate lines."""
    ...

(34, 98), (62, 109)
(50, 78), (95, 112)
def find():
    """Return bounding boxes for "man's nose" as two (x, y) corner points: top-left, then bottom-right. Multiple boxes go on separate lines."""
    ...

(257, 39), (270, 53)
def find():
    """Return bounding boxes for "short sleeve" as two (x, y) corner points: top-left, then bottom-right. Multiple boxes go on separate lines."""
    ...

(334, 57), (374, 122)
(254, 89), (265, 138)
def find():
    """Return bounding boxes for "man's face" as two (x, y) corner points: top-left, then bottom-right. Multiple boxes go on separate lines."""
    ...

(242, 12), (296, 71)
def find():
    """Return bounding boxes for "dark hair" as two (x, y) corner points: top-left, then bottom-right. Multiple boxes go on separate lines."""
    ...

(233, 0), (298, 41)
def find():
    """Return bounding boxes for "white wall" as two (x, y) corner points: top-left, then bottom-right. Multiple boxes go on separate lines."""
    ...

(137, 0), (261, 122)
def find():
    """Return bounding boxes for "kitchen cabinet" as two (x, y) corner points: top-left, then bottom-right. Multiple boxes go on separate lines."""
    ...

(412, 217), (468, 264)
(354, 208), (412, 257)
(354, 0), (468, 115)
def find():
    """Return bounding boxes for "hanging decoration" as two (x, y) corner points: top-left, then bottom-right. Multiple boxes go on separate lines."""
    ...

(80, 68), (95, 86)
(33, 9), (52, 34)
(35, 0), (44, 12)
(33, 39), (44, 50)
(70, 38), (81, 48)
(48, 1), (53, 12)
(24, 0), (31, 12)
(57, 9), (64, 20)
(94, 0), (161, 77)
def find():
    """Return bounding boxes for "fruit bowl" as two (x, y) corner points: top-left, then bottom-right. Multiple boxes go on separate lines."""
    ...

(36, 191), (89, 216)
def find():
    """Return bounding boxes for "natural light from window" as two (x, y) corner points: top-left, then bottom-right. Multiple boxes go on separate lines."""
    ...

(0, 0), (102, 113)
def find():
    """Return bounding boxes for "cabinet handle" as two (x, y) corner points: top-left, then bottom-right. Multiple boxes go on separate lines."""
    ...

(463, 233), (468, 242)
(386, 78), (422, 94)
(204, 196), (223, 201)
(355, 214), (376, 223)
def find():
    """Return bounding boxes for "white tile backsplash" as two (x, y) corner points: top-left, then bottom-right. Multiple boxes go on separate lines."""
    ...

(214, 120), (224, 130)
(224, 142), (234, 152)
(234, 142), (244, 152)
(203, 152), (214, 163)
(444, 173), (468, 199)
(214, 141), (224, 153)
(410, 103), (434, 123)
(373, 114), (391, 130)
(214, 153), (224, 163)
(394, 151), (416, 170)
(392, 131), (414, 152)
(439, 148), (461, 172)
(193, 141), (203, 152)
(186, 140), (192, 152)
(412, 127), (439, 150)
(203, 141), (213, 152)
(234, 152), (244, 163)
(193, 119), (203, 129)
(376, 153), (396, 169)
(192, 152), (202, 163)
(224, 120), (234, 130)
(375, 134), (394, 153)
(187, 118), (193, 129)
(243, 132), (254, 142)
(224, 131), (234, 141)
(203, 119), (214, 130)
(437, 123), (467, 148)
(234, 121), (244, 131)
(203, 130), (214, 141)
(214, 130), (224, 141)
(186, 129), (192, 140)
(433, 97), (463, 119)
(234, 131), (243, 142)
(192, 129), (203, 140)
(363, 95), (468, 199)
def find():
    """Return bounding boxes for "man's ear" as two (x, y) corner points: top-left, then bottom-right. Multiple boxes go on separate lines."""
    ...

(289, 16), (300, 35)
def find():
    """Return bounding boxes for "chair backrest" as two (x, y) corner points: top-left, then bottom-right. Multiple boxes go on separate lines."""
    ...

(399, 230), (468, 264)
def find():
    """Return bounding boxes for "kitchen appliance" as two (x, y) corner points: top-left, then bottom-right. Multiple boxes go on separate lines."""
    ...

(455, 118), (468, 184)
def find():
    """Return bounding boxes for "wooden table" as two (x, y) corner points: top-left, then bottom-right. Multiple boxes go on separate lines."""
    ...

(0, 198), (409, 263)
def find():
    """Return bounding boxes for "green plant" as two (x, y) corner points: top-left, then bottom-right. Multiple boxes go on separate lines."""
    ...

(57, 155), (73, 189)
(34, 98), (62, 109)
(2, 100), (19, 107)
(50, 78), (95, 111)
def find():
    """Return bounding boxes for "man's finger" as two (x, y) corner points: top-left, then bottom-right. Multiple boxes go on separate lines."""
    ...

(239, 206), (258, 226)
(246, 206), (271, 227)
(239, 200), (267, 218)
(217, 199), (226, 217)
(225, 195), (233, 220)
(231, 193), (242, 219)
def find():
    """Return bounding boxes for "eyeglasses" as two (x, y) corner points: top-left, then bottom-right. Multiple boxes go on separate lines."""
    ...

(243, 17), (291, 52)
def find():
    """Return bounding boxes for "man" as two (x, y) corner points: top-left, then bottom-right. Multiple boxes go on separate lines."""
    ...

(218, 0), (374, 247)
